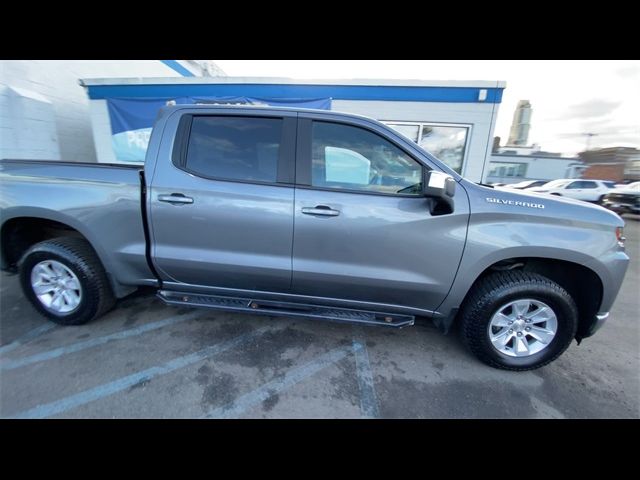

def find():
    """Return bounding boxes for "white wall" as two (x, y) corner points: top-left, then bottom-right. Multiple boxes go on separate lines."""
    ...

(86, 90), (501, 176)
(89, 99), (117, 163)
(487, 154), (584, 183)
(0, 61), (196, 162)
(1, 85), (61, 160)
(332, 100), (499, 182)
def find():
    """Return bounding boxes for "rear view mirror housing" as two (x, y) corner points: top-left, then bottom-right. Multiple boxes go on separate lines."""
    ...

(423, 170), (456, 214)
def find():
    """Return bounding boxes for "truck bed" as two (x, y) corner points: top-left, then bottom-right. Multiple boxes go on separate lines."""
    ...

(0, 159), (154, 293)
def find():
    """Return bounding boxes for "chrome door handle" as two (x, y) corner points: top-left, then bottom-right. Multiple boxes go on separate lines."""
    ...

(158, 194), (194, 205)
(301, 206), (340, 216)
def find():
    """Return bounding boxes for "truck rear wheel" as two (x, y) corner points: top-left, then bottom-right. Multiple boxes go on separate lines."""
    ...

(18, 237), (115, 325)
(460, 271), (578, 371)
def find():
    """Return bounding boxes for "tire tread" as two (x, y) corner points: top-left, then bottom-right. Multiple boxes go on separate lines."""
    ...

(19, 237), (115, 325)
(460, 270), (577, 371)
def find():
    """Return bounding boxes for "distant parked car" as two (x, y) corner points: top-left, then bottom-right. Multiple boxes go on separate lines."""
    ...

(614, 180), (637, 188)
(601, 181), (640, 215)
(528, 179), (615, 203)
(505, 180), (548, 190)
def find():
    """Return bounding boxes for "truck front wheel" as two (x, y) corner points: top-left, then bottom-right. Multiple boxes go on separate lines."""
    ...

(460, 271), (578, 371)
(18, 237), (115, 325)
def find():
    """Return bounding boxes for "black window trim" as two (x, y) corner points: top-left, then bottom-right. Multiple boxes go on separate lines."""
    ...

(171, 113), (297, 187)
(295, 118), (429, 198)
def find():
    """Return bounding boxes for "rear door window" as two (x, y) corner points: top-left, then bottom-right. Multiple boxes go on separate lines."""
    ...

(185, 116), (283, 183)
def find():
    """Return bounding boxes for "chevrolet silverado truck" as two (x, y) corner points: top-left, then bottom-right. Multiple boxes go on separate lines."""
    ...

(0, 105), (630, 370)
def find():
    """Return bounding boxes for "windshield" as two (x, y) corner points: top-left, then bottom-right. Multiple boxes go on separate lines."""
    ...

(509, 181), (531, 188)
(541, 179), (571, 188)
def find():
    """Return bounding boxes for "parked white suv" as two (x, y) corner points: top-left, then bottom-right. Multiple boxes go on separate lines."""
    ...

(528, 179), (616, 203)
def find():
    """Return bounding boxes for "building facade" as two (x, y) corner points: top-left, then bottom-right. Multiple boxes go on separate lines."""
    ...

(579, 147), (640, 182)
(0, 60), (224, 163)
(81, 77), (506, 183)
(487, 153), (585, 184)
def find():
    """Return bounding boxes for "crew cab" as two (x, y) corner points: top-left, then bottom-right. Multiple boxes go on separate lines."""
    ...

(0, 105), (630, 370)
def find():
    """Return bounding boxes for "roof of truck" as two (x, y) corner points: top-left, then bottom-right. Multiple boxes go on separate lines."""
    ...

(158, 103), (384, 122)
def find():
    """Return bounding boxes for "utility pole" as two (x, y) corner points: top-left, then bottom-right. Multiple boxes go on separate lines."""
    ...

(583, 133), (598, 151)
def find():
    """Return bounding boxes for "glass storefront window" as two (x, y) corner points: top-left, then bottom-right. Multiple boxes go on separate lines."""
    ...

(487, 162), (528, 178)
(387, 124), (420, 142)
(419, 126), (468, 174)
(385, 122), (469, 174)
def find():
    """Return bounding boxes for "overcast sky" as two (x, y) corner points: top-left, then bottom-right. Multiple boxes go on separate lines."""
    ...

(214, 60), (640, 156)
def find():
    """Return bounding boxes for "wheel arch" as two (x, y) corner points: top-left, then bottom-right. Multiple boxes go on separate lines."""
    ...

(439, 250), (604, 341)
(1, 208), (125, 296)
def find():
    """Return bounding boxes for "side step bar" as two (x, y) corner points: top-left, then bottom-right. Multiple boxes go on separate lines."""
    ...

(157, 290), (415, 328)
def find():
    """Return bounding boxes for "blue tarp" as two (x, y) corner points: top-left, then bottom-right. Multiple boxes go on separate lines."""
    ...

(105, 96), (331, 162)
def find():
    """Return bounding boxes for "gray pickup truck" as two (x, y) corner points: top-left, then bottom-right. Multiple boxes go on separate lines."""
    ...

(0, 105), (630, 370)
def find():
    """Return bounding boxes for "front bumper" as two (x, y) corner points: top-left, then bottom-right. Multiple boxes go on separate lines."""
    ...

(602, 198), (640, 214)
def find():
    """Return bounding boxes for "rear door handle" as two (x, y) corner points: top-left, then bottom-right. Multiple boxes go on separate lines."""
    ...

(158, 193), (194, 205)
(301, 206), (340, 216)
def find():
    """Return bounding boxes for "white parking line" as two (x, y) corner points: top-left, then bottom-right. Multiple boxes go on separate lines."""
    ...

(352, 337), (380, 419)
(202, 346), (352, 419)
(0, 323), (57, 356)
(0, 310), (203, 371)
(6, 326), (272, 419)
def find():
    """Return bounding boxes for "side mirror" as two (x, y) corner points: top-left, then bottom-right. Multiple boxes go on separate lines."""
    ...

(423, 170), (456, 214)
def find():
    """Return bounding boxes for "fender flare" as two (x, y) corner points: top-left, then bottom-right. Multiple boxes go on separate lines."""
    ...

(1, 206), (122, 293)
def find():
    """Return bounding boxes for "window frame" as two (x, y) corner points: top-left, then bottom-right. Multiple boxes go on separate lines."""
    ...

(295, 117), (430, 198)
(381, 120), (472, 176)
(566, 181), (583, 189)
(171, 113), (297, 187)
(487, 161), (528, 179)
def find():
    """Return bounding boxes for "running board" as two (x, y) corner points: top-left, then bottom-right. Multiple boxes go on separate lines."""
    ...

(157, 290), (414, 328)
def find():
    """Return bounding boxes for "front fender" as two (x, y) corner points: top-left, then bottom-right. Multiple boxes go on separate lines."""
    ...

(435, 211), (624, 329)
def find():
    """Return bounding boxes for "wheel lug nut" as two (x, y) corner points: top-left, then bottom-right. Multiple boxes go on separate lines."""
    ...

(517, 332), (522, 336)
(508, 321), (513, 325)
(525, 327), (531, 331)
(509, 329), (513, 333)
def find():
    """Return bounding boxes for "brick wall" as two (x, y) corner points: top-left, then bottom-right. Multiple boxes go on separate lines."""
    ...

(581, 163), (626, 181)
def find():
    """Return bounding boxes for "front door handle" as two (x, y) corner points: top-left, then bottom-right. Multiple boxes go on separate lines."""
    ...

(158, 193), (194, 205)
(301, 206), (340, 216)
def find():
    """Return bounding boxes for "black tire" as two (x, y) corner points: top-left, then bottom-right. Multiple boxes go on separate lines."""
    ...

(459, 271), (578, 371)
(18, 237), (115, 325)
